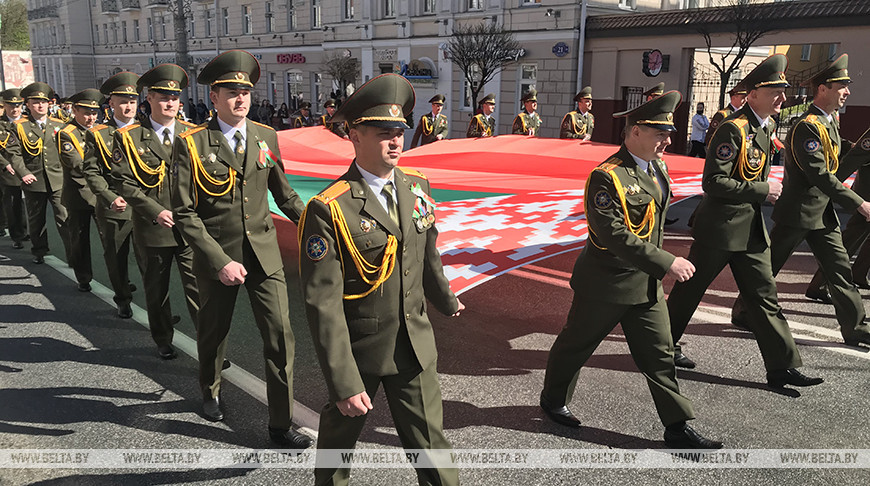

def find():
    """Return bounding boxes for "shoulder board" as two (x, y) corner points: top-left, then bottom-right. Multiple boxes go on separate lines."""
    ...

(251, 120), (275, 131)
(716, 109), (729, 117)
(588, 113), (594, 119)
(89, 124), (108, 133)
(48, 117), (64, 123)
(314, 181), (351, 204)
(61, 124), (77, 134)
(804, 114), (819, 123)
(728, 115), (749, 128)
(178, 125), (207, 139)
(116, 123), (141, 134)
(597, 157), (624, 172)
(179, 120), (197, 128)
(400, 167), (428, 180)
(14, 118), (27, 125)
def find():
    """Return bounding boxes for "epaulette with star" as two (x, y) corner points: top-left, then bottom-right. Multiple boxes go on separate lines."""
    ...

(400, 167), (428, 180)
(313, 181), (350, 204)
(178, 125), (207, 139)
(252, 120), (275, 131)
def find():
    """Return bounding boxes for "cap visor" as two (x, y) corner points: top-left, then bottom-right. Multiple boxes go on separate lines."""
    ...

(361, 120), (411, 129)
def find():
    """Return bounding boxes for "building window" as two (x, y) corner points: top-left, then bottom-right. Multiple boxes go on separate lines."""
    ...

(122, 20), (127, 43)
(462, 64), (481, 109)
(269, 72), (277, 104)
(618, 0), (637, 10)
(423, 0), (435, 13)
(343, 0), (354, 19)
(468, 0), (482, 10)
(288, 3), (297, 30)
(112, 22), (118, 44)
(287, 71), (303, 110)
(94, 25), (99, 45)
(827, 44), (837, 61)
(205, 9), (213, 37)
(801, 44), (812, 61)
(188, 14), (195, 38)
(265, 2), (274, 33)
(312, 73), (323, 107)
(518, 63), (537, 108)
(147, 18), (153, 41)
(311, 0), (321, 28)
(134, 19), (140, 42)
(222, 8), (229, 35)
(520, 0), (541, 5)
(242, 6), (252, 34)
(161, 15), (167, 39)
(103, 24), (108, 45)
(384, 0), (395, 18)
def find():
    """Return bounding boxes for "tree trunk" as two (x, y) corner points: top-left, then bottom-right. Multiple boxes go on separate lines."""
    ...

(172, 2), (192, 103)
(719, 70), (731, 110)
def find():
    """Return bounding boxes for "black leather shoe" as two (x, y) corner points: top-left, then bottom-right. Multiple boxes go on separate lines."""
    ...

(117, 303), (133, 319)
(664, 423), (723, 449)
(12, 241), (23, 249)
(269, 427), (313, 449)
(767, 368), (824, 388)
(171, 315), (181, 325)
(222, 359), (231, 371)
(855, 279), (870, 290)
(77, 282), (91, 292)
(129, 282), (137, 292)
(157, 344), (177, 360)
(540, 393), (581, 427)
(673, 352), (696, 369)
(202, 398), (224, 421)
(844, 333), (870, 348)
(32, 255), (44, 264)
(805, 288), (832, 304)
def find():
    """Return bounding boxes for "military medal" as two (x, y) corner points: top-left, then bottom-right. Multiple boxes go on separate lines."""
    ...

(237, 145), (245, 155)
(208, 153), (217, 163)
(138, 147), (145, 155)
(360, 219), (372, 232)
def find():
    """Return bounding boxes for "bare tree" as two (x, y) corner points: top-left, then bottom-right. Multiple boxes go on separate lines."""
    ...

(696, 0), (777, 108)
(323, 51), (359, 100)
(445, 22), (521, 109)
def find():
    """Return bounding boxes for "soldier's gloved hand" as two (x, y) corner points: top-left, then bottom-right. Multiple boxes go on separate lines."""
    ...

(155, 209), (174, 228)
(667, 257), (696, 283)
(218, 261), (247, 286)
(337, 391), (373, 417)
(766, 179), (783, 203)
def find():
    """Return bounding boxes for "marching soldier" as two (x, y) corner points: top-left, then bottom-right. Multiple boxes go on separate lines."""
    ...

(512, 88), (541, 136)
(82, 72), (142, 318)
(805, 125), (870, 300)
(467, 93), (497, 138)
(410, 94), (449, 147)
(666, 55), (823, 390)
(539, 91), (722, 449)
(6, 82), (72, 264)
(299, 73), (464, 485)
(58, 89), (102, 292)
(110, 64), (200, 359)
(320, 99), (348, 139)
(559, 86), (594, 140)
(293, 101), (318, 128)
(171, 50), (311, 448)
(733, 54), (870, 348)
(0, 89), (28, 249)
(704, 84), (747, 146)
(644, 82), (665, 102)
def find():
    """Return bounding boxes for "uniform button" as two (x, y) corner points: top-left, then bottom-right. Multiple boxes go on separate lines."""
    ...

(405, 313), (411, 319)
(403, 245), (407, 253)
(243, 180), (247, 186)
(244, 197), (249, 202)
(246, 230), (251, 236)
(405, 291), (410, 297)
(366, 241), (371, 247)
(404, 269), (409, 276)
(245, 214), (250, 220)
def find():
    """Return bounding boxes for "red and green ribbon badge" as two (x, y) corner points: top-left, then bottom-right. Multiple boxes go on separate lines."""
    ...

(257, 140), (277, 168)
(410, 182), (437, 219)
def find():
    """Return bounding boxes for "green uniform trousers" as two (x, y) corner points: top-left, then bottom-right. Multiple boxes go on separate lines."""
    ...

(1, 184), (27, 243)
(314, 363), (457, 486)
(668, 242), (801, 370)
(95, 214), (140, 305)
(140, 244), (199, 346)
(807, 212), (870, 292)
(23, 189), (70, 259)
(196, 259), (296, 431)
(541, 295), (694, 427)
(67, 206), (95, 285)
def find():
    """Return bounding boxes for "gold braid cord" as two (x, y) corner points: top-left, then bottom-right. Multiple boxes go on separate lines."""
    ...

(804, 116), (839, 173)
(16, 123), (43, 156)
(120, 129), (164, 189)
(421, 115), (433, 136)
(605, 168), (655, 240)
(571, 113), (587, 136)
(60, 126), (84, 159)
(92, 129), (113, 171)
(729, 119), (764, 182)
(182, 132), (236, 208)
(0, 133), (9, 149)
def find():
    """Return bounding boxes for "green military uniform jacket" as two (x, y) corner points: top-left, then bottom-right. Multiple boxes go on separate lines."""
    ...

(411, 112), (448, 146)
(8, 116), (66, 193)
(171, 118), (305, 278)
(466, 113), (495, 138)
(837, 126), (870, 197)
(58, 121), (97, 210)
(0, 117), (24, 187)
(559, 110), (594, 139)
(512, 110), (542, 136)
(704, 104), (737, 146)
(574, 146), (675, 305)
(82, 119), (132, 222)
(692, 105), (774, 252)
(110, 118), (197, 248)
(299, 164), (459, 402)
(772, 104), (863, 231)
(320, 114), (348, 138)
(293, 114), (319, 128)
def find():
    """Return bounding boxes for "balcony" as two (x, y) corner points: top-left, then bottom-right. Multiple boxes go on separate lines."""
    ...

(144, 0), (169, 9)
(27, 6), (59, 20)
(101, 0), (119, 15)
(121, 0), (141, 11)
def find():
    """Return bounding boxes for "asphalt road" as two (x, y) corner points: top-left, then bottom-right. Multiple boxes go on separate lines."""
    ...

(1, 196), (870, 485)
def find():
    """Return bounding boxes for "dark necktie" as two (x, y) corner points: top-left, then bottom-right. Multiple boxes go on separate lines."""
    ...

(233, 131), (245, 166)
(647, 162), (662, 199)
(382, 181), (399, 228)
(162, 129), (172, 147)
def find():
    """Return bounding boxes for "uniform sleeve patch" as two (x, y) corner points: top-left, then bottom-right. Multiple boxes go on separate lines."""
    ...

(716, 142), (736, 161)
(593, 190), (613, 209)
(112, 147), (124, 164)
(804, 138), (821, 153)
(61, 141), (74, 153)
(859, 137), (870, 151)
(306, 234), (328, 261)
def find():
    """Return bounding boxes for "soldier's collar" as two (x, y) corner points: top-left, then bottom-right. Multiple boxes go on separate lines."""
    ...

(114, 116), (135, 129)
(810, 103), (834, 122)
(747, 104), (769, 128)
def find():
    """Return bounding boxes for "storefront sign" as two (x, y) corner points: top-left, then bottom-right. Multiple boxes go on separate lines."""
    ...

(277, 53), (306, 64)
